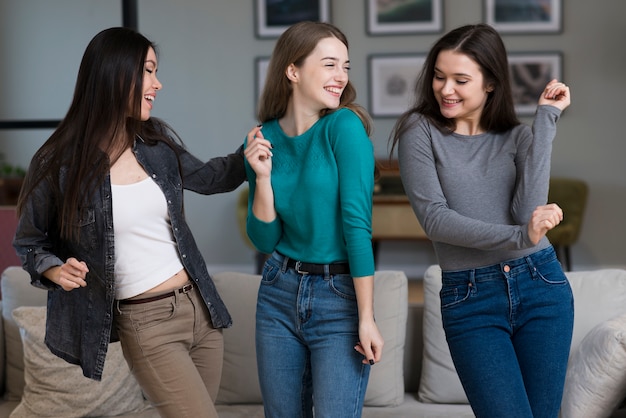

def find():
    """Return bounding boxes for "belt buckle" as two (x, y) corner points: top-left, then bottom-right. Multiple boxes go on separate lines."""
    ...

(180, 283), (193, 294)
(295, 261), (309, 275)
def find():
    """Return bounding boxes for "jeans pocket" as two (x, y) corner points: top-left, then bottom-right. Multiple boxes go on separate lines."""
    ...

(533, 262), (568, 285)
(261, 261), (281, 286)
(329, 273), (356, 300)
(440, 281), (472, 310)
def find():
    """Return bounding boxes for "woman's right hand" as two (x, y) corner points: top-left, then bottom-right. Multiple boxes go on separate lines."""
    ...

(45, 257), (89, 291)
(528, 203), (564, 245)
(244, 125), (273, 179)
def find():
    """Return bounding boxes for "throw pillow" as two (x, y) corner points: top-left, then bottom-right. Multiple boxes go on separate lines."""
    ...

(1, 266), (47, 401)
(213, 272), (263, 404)
(560, 313), (626, 418)
(418, 264), (469, 404)
(212, 270), (408, 407)
(10, 306), (151, 418)
(365, 270), (408, 406)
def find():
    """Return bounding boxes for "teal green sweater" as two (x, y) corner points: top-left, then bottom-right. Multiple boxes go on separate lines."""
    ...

(244, 108), (375, 278)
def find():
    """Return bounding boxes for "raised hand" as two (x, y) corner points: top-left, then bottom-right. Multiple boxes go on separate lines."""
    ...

(538, 78), (571, 111)
(244, 125), (273, 179)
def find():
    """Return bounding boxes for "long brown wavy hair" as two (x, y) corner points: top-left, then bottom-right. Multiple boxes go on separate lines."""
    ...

(257, 21), (373, 137)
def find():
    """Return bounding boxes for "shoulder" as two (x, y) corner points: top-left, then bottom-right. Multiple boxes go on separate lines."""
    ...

(325, 107), (362, 125)
(322, 108), (368, 138)
(399, 112), (435, 140)
(507, 123), (532, 142)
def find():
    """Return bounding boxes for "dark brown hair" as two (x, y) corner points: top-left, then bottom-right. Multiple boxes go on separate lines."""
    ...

(389, 24), (519, 156)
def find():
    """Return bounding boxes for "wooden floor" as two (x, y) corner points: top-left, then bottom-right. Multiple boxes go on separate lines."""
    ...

(408, 279), (424, 304)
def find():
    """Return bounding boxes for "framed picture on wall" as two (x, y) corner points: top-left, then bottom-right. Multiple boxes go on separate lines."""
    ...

(254, 56), (270, 116)
(508, 52), (562, 116)
(366, 0), (443, 35)
(485, 0), (562, 33)
(255, 0), (331, 38)
(368, 54), (425, 118)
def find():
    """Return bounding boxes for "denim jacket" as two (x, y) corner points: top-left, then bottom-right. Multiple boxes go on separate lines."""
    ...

(13, 137), (246, 380)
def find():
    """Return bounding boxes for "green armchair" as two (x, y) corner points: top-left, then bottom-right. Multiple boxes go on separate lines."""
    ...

(546, 177), (589, 271)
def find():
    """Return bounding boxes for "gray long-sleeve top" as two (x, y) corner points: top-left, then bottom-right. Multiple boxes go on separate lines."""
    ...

(397, 105), (561, 271)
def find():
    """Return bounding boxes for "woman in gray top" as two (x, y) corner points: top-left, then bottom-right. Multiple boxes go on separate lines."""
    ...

(389, 24), (573, 418)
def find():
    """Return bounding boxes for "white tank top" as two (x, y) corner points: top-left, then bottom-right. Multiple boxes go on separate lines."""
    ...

(111, 176), (184, 299)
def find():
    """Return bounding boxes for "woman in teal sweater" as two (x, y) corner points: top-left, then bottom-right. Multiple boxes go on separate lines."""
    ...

(243, 21), (383, 418)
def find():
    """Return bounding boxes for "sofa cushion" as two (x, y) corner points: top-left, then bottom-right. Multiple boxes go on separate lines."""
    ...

(561, 312), (626, 418)
(1, 266), (47, 401)
(213, 272), (263, 404)
(418, 265), (467, 404)
(212, 270), (408, 407)
(566, 269), (626, 353)
(10, 306), (150, 417)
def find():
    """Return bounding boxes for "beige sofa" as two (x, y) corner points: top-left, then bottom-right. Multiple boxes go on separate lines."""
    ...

(2, 265), (626, 417)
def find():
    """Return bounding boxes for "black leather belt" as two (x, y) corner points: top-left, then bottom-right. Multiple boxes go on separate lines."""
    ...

(284, 257), (350, 275)
(119, 283), (194, 305)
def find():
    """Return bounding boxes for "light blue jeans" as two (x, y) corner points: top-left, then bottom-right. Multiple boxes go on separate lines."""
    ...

(255, 252), (370, 418)
(441, 246), (574, 418)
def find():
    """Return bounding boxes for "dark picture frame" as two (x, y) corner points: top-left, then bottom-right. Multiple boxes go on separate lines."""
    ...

(366, 0), (443, 35)
(368, 54), (425, 118)
(255, 0), (331, 38)
(485, 0), (562, 34)
(509, 52), (563, 116)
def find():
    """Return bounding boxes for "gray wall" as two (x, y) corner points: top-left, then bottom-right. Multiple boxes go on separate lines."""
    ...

(1, 0), (624, 274)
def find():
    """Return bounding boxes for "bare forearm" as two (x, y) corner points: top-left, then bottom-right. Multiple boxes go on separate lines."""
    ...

(252, 177), (276, 222)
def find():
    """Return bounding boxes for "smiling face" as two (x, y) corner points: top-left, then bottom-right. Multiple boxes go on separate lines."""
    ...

(432, 49), (493, 133)
(140, 47), (162, 121)
(288, 36), (350, 114)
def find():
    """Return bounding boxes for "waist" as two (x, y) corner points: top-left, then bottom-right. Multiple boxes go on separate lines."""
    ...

(443, 246), (557, 278)
(118, 282), (194, 305)
(276, 252), (350, 275)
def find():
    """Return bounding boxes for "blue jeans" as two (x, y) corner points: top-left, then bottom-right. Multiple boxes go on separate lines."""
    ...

(255, 253), (370, 418)
(441, 246), (574, 418)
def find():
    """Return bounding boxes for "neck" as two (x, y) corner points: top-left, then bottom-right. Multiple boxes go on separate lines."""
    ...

(279, 102), (320, 137)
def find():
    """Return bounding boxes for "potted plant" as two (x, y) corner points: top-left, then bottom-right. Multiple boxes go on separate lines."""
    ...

(0, 152), (26, 206)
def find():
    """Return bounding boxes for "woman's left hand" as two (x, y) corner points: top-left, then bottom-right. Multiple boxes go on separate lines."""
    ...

(538, 78), (571, 111)
(354, 320), (384, 365)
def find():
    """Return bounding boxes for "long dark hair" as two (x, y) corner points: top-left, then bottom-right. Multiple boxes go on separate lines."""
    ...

(258, 21), (373, 136)
(17, 27), (180, 241)
(389, 24), (519, 156)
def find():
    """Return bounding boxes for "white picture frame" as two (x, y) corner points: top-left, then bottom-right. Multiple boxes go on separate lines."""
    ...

(485, 0), (562, 34)
(366, 0), (443, 35)
(368, 54), (425, 118)
(255, 0), (331, 38)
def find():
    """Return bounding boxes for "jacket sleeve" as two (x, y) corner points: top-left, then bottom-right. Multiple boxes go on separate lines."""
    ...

(178, 144), (247, 194)
(12, 174), (64, 290)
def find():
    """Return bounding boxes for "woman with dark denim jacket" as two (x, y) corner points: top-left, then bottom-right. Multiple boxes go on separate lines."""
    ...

(13, 27), (245, 418)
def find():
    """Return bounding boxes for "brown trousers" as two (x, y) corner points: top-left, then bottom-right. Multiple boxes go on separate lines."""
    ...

(114, 284), (223, 418)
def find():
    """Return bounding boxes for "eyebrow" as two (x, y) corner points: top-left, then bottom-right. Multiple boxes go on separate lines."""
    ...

(434, 66), (472, 78)
(321, 57), (350, 64)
